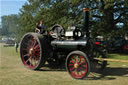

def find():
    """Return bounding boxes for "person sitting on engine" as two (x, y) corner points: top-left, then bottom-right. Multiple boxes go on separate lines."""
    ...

(35, 20), (46, 34)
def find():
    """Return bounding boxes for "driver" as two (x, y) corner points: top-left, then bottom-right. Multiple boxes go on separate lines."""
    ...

(35, 20), (46, 34)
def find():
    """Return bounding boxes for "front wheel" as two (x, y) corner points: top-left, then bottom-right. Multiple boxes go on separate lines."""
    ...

(66, 51), (90, 79)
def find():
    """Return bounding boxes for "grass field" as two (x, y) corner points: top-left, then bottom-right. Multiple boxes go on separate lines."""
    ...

(0, 43), (128, 85)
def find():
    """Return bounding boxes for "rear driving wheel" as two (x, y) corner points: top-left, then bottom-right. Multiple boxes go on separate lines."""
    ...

(20, 33), (46, 70)
(93, 50), (107, 72)
(66, 51), (90, 79)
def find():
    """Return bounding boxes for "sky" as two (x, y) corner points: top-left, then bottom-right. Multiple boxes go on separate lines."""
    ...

(0, 0), (27, 23)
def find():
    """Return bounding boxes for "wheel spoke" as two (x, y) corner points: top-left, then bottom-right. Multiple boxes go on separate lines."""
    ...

(25, 56), (32, 64)
(28, 40), (33, 48)
(79, 56), (82, 63)
(82, 64), (87, 68)
(79, 67), (86, 71)
(30, 56), (33, 66)
(69, 64), (74, 66)
(36, 52), (40, 56)
(36, 55), (39, 61)
(34, 48), (40, 52)
(69, 67), (75, 71)
(23, 54), (29, 57)
(76, 56), (78, 63)
(34, 44), (40, 49)
(74, 69), (79, 75)
(72, 56), (76, 61)
(33, 56), (37, 66)
(71, 60), (75, 64)
(32, 39), (37, 48)
(79, 60), (86, 65)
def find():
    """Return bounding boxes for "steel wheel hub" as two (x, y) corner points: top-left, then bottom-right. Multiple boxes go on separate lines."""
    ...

(74, 63), (79, 68)
(29, 48), (34, 55)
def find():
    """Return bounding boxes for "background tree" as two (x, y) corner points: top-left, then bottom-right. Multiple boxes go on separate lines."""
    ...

(87, 0), (128, 38)
(1, 0), (126, 41)
(0, 14), (19, 37)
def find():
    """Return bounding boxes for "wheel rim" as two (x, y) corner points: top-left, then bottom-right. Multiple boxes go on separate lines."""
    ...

(67, 54), (88, 79)
(21, 35), (41, 69)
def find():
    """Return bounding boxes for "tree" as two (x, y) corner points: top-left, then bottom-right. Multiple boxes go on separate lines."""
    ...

(18, 0), (128, 38)
(19, 0), (72, 31)
(87, 0), (128, 37)
(1, 16), (9, 35)
(0, 14), (20, 42)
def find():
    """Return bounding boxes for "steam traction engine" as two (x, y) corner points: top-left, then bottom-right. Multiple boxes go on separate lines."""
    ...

(20, 8), (107, 79)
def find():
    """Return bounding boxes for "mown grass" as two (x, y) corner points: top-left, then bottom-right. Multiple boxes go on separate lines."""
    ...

(0, 43), (128, 85)
(108, 53), (128, 60)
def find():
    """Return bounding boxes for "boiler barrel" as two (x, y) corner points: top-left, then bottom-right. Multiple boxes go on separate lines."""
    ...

(51, 40), (87, 49)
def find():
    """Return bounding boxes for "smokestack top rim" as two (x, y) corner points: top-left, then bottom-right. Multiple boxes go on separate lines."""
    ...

(83, 8), (91, 12)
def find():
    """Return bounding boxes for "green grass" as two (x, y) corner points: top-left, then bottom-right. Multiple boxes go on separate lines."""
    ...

(108, 53), (128, 60)
(0, 43), (128, 85)
(1, 44), (19, 56)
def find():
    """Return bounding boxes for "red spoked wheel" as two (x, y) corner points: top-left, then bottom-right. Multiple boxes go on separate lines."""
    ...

(66, 51), (90, 79)
(20, 33), (45, 70)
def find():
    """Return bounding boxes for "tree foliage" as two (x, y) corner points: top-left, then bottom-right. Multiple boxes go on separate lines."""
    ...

(0, 14), (19, 36)
(18, 0), (128, 37)
(1, 0), (128, 41)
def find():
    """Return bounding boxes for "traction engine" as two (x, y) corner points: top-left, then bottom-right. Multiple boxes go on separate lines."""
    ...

(20, 8), (107, 79)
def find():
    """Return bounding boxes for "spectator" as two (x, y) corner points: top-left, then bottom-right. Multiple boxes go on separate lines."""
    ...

(15, 42), (19, 52)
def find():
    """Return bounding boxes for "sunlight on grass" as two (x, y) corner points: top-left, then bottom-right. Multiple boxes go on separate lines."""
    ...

(0, 43), (128, 85)
(108, 53), (128, 60)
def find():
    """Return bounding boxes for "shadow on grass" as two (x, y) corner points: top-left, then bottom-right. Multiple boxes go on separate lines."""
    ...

(37, 64), (128, 80)
(86, 67), (128, 80)
(38, 64), (66, 72)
